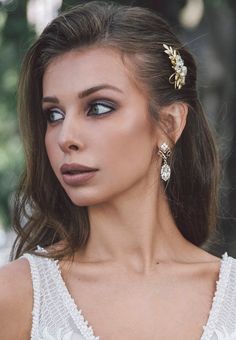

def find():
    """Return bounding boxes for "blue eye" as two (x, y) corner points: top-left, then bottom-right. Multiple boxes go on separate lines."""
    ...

(87, 102), (114, 117)
(45, 108), (64, 123)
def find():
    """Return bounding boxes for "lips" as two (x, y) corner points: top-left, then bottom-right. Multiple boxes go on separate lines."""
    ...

(60, 163), (98, 186)
(60, 163), (98, 175)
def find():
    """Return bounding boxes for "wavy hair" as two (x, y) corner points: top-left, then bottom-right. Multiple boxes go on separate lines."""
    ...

(10, 1), (219, 260)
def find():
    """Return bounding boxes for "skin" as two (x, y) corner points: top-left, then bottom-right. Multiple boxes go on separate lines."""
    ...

(0, 47), (221, 340)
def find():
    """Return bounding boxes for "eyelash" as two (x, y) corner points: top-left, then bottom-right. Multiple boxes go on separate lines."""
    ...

(87, 101), (115, 117)
(44, 101), (115, 123)
(44, 108), (64, 123)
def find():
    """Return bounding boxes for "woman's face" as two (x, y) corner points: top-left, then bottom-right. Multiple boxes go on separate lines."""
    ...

(43, 48), (161, 206)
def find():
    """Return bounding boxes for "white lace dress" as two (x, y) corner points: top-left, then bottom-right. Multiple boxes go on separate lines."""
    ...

(21, 247), (236, 340)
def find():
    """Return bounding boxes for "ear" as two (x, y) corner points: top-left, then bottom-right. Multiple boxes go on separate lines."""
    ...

(157, 102), (188, 144)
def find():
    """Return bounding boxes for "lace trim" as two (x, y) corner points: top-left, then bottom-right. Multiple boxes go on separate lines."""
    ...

(37, 246), (99, 340)
(38, 327), (84, 340)
(26, 247), (232, 340)
(214, 327), (236, 340)
(21, 253), (41, 339)
(200, 253), (232, 340)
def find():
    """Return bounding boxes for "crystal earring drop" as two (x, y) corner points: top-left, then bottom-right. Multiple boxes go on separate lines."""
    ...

(158, 143), (171, 181)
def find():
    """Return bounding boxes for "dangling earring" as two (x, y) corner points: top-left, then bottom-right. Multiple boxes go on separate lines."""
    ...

(158, 143), (171, 181)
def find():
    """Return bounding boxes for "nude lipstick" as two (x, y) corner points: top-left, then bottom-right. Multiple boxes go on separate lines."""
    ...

(60, 163), (98, 186)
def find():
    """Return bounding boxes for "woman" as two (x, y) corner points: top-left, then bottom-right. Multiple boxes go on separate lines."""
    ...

(0, 1), (235, 339)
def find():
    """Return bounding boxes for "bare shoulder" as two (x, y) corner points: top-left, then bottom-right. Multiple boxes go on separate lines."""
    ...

(0, 258), (32, 339)
(183, 244), (220, 265)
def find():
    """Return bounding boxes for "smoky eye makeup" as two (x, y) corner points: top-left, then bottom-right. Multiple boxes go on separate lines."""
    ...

(43, 107), (65, 123)
(42, 95), (119, 123)
(86, 100), (117, 117)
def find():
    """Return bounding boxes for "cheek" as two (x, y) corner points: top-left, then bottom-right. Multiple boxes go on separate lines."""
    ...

(98, 114), (156, 181)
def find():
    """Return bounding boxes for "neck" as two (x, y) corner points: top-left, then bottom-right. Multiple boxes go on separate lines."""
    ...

(79, 184), (192, 273)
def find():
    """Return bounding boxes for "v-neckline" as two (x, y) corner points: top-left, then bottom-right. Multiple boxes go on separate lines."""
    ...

(39, 246), (230, 340)
(52, 259), (100, 340)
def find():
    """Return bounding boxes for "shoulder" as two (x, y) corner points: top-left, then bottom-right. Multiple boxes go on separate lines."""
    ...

(0, 257), (32, 308)
(0, 257), (32, 339)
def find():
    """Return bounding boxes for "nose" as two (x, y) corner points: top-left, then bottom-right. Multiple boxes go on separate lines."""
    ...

(58, 113), (83, 153)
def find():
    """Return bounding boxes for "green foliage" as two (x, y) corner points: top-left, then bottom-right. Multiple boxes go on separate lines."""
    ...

(0, 0), (35, 229)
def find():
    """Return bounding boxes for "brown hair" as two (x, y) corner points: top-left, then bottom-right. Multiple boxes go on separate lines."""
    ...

(10, 0), (218, 261)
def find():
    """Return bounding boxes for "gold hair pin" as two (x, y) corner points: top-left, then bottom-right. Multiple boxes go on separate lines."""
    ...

(163, 44), (187, 90)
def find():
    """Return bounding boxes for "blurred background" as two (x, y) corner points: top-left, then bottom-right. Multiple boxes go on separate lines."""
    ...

(0, 0), (236, 265)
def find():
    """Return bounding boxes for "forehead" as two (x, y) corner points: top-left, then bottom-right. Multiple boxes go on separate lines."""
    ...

(42, 47), (142, 96)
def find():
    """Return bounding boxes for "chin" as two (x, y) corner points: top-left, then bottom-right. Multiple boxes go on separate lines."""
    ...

(65, 189), (108, 207)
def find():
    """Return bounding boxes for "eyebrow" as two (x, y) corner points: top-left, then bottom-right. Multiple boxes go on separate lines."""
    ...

(78, 84), (123, 98)
(42, 84), (123, 104)
(42, 96), (59, 104)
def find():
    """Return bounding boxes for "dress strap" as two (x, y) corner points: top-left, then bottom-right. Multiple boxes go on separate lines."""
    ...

(20, 252), (41, 339)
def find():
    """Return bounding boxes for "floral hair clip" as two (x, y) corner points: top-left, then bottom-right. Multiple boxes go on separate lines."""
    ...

(163, 44), (187, 90)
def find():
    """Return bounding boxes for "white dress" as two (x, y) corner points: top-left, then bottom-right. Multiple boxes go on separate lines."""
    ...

(21, 246), (236, 340)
